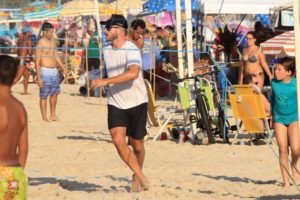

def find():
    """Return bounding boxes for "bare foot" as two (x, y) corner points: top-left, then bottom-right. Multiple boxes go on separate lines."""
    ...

(131, 174), (140, 192)
(50, 116), (59, 121)
(139, 175), (150, 191)
(42, 118), (50, 122)
(292, 171), (300, 182)
(282, 183), (291, 188)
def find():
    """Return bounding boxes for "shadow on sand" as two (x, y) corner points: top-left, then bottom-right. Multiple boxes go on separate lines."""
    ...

(29, 176), (131, 193)
(192, 173), (278, 185)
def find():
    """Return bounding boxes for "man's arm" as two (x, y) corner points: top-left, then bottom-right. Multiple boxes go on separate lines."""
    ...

(91, 64), (139, 88)
(35, 41), (43, 87)
(18, 108), (28, 169)
(54, 46), (66, 75)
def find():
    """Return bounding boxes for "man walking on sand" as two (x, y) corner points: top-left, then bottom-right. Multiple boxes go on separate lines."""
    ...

(0, 55), (28, 199)
(35, 22), (66, 121)
(91, 14), (150, 192)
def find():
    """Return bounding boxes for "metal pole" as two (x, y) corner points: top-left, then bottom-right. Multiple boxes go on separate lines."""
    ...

(293, 0), (300, 135)
(185, 0), (197, 141)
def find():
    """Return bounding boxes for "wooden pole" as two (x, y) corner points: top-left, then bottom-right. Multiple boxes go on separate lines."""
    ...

(175, 0), (184, 79)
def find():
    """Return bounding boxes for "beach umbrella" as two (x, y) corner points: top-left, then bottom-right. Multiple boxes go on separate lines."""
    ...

(18, 1), (61, 20)
(260, 31), (295, 57)
(59, 0), (121, 17)
(108, 0), (145, 15)
(143, 0), (199, 14)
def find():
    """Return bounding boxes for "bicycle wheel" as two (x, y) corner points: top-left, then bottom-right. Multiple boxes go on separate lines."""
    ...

(196, 94), (215, 144)
(211, 91), (228, 143)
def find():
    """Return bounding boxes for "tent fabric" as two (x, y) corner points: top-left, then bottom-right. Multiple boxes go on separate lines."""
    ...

(260, 31), (295, 57)
(201, 0), (292, 14)
(15, 1), (61, 20)
(144, 0), (199, 14)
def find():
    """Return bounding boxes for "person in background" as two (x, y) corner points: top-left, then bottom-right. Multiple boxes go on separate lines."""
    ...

(239, 31), (272, 90)
(270, 57), (300, 188)
(127, 19), (146, 49)
(35, 22), (67, 121)
(0, 55), (28, 199)
(14, 30), (33, 95)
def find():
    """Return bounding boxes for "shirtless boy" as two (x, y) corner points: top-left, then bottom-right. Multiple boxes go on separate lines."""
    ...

(0, 55), (28, 199)
(35, 22), (66, 121)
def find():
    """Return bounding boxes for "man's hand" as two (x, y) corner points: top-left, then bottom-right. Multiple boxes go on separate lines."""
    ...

(90, 78), (107, 89)
(37, 78), (44, 88)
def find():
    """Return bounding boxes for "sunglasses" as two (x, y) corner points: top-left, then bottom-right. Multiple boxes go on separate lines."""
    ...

(105, 26), (122, 31)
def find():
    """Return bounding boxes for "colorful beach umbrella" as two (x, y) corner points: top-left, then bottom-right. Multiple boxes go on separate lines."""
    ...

(260, 31), (295, 57)
(144, 0), (199, 14)
(18, 1), (61, 20)
(59, 0), (121, 17)
(108, 0), (144, 15)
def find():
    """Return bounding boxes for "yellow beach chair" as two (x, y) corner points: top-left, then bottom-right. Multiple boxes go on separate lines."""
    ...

(228, 85), (273, 145)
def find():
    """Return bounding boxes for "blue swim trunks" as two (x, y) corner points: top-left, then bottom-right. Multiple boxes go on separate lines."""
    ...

(39, 67), (60, 99)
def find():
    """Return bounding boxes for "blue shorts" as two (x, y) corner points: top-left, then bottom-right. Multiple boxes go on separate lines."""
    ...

(39, 67), (60, 99)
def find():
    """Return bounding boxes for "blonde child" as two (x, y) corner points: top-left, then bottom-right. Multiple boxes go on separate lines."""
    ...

(270, 56), (300, 188)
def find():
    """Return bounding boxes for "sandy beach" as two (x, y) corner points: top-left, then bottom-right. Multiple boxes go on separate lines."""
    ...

(12, 83), (300, 200)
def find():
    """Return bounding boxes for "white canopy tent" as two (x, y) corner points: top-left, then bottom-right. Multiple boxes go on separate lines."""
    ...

(201, 0), (292, 14)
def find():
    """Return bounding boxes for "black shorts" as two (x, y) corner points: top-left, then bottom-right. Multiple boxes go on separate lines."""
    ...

(108, 103), (148, 139)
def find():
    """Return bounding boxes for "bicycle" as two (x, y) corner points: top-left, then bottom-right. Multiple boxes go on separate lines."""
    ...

(178, 68), (229, 144)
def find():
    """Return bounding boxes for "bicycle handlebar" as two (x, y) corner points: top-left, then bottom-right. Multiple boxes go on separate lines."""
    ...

(177, 70), (219, 83)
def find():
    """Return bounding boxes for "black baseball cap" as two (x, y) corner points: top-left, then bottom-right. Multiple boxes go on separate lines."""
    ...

(100, 14), (128, 29)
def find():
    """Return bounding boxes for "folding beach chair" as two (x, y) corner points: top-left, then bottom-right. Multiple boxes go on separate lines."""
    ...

(228, 85), (273, 145)
(144, 79), (187, 141)
(65, 55), (82, 84)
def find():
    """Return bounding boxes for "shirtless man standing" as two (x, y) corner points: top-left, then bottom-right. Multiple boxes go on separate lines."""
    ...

(14, 30), (33, 95)
(0, 55), (28, 199)
(35, 22), (66, 121)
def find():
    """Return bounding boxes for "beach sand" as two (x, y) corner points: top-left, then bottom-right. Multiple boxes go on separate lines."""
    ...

(12, 83), (300, 200)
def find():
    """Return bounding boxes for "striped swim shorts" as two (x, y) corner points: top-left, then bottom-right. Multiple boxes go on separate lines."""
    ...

(39, 67), (60, 99)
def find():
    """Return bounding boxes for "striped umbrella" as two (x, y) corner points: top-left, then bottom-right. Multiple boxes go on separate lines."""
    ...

(108, 0), (145, 15)
(260, 31), (295, 57)
(19, 1), (61, 20)
(59, 0), (121, 17)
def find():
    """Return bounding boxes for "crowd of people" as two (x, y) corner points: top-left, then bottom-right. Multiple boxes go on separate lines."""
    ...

(0, 13), (299, 199)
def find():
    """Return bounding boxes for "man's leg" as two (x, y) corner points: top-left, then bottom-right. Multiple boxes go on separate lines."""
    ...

(40, 98), (48, 121)
(49, 94), (58, 121)
(130, 138), (145, 191)
(23, 68), (30, 95)
(110, 127), (149, 190)
(14, 65), (25, 84)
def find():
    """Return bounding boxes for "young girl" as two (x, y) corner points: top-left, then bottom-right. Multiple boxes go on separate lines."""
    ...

(271, 57), (300, 188)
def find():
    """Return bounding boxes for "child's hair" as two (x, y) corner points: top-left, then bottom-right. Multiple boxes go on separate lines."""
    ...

(0, 55), (18, 86)
(41, 22), (54, 31)
(277, 56), (295, 75)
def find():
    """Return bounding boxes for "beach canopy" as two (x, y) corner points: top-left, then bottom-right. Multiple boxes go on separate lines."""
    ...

(143, 0), (199, 14)
(201, 0), (292, 14)
(17, 1), (61, 20)
(109, 0), (145, 15)
(260, 31), (295, 57)
(59, 0), (121, 17)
